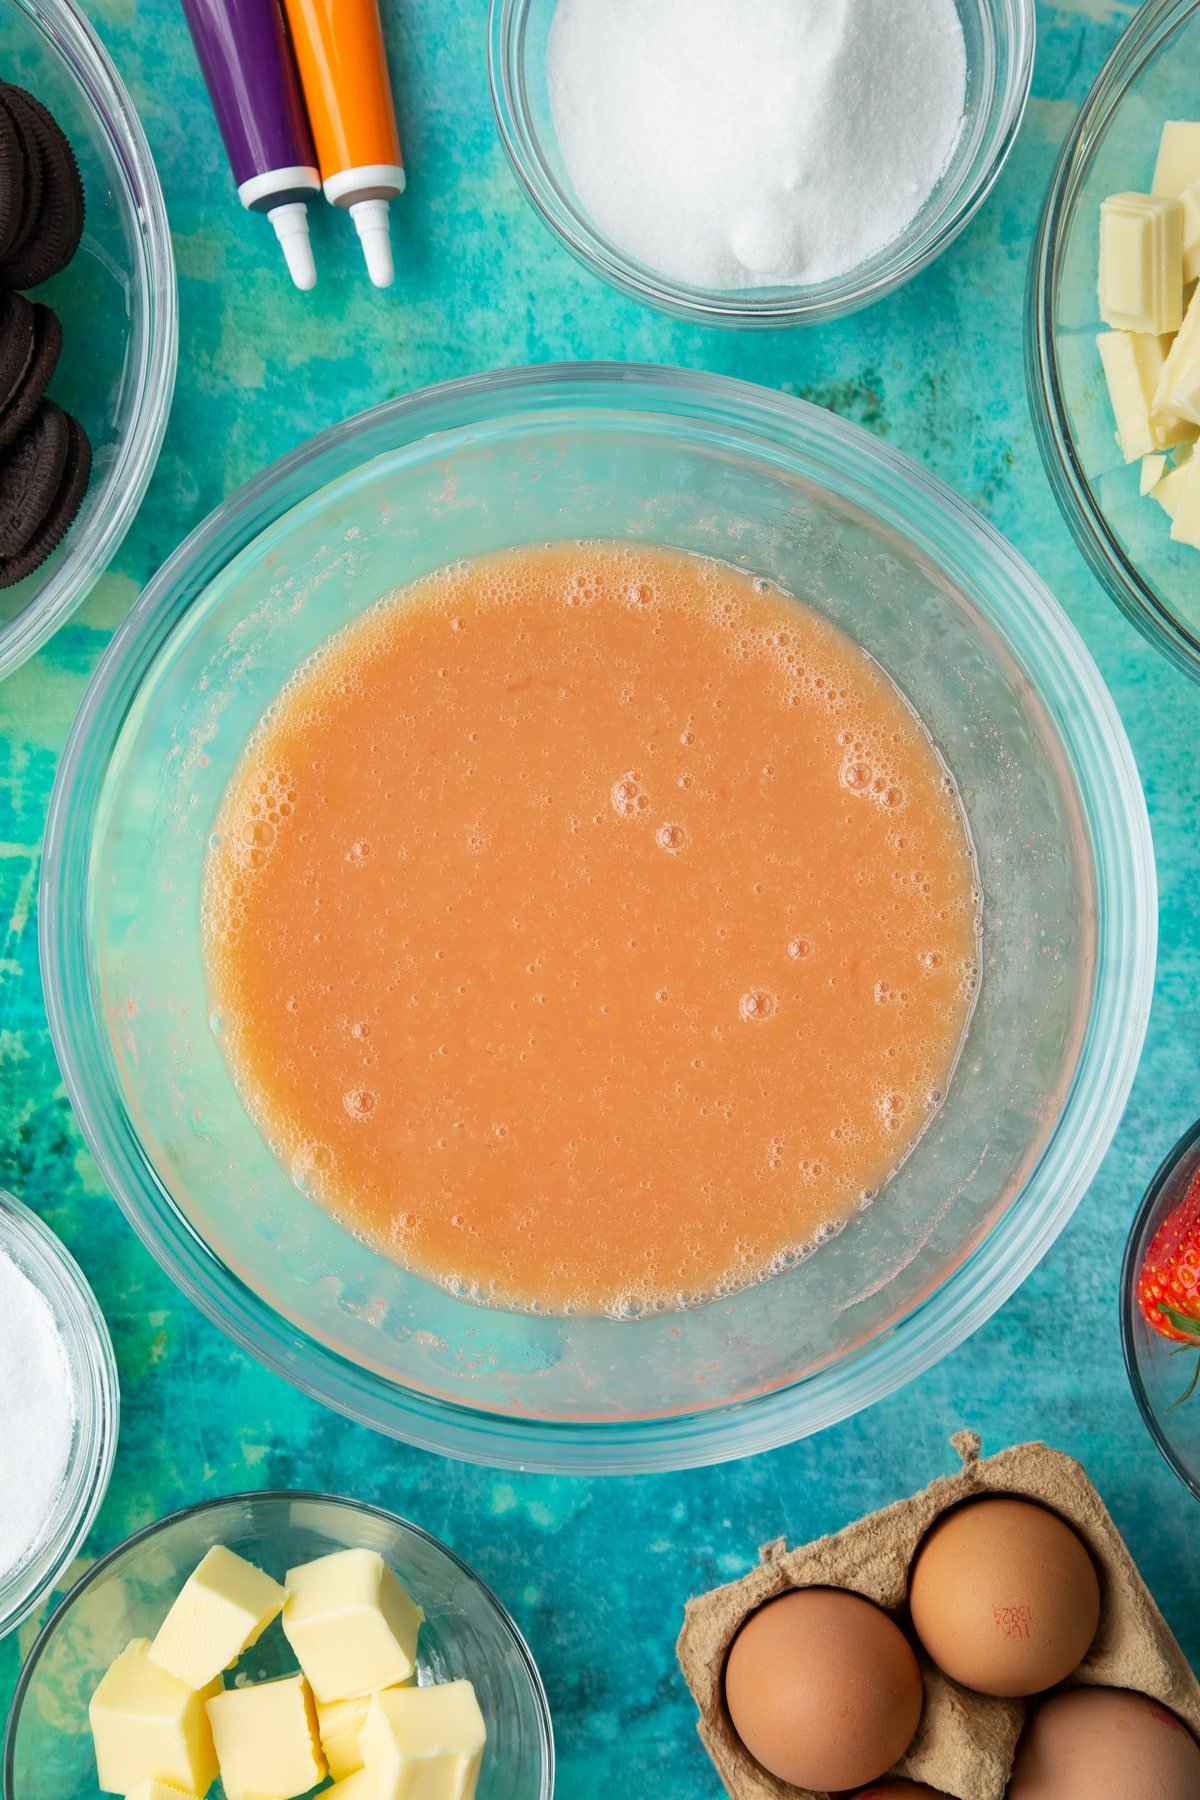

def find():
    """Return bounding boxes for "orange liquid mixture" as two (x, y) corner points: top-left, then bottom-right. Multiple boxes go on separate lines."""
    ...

(204, 543), (979, 1315)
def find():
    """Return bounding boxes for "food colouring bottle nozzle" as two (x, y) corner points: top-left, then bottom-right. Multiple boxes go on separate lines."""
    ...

(182, 0), (321, 292)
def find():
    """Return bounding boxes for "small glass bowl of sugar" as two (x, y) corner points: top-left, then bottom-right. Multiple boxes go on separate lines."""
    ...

(0, 1190), (118, 1638)
(489, 0), (1035, 326)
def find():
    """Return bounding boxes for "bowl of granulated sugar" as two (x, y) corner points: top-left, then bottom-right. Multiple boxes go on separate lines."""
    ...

(0, 1191), (117, 1637)
(489, 0), (1035, 326)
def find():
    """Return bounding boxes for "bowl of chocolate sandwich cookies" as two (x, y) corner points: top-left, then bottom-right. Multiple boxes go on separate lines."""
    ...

(0, 0), (176, 675)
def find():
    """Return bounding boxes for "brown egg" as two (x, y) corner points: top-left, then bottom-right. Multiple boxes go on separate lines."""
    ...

(907, 1497), (1100, 1697)
(852, 1784), (952, 1798)
(723, 1587), (923, 1791)
(1008, 1686), (1200, 1798)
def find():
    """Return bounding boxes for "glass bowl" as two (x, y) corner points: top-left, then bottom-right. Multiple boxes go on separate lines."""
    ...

(40, 364), (1156, 1474)
(1121, 1118), (1200, 1503)
(2, 1491), (554, 1799)
(0, 0), (177, 677)
(1028, 0), (1200, 682)
(488, 0), (1035, 326)
(0, 1190), (118, 1639)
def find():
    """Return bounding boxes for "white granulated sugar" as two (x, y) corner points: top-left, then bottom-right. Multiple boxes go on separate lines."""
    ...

(547, 0), (968, 289)
(0, 1248), (76, 1586)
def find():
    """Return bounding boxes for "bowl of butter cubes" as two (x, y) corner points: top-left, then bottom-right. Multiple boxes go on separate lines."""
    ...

(1, 1490), (554, 1800)
(1029, 0), (1200, 682)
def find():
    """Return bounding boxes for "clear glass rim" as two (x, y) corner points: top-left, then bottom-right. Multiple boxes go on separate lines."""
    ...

(1, 1488), (555, 1800)
(487, 0), (1036, 327)
(1119, 1115), (1200, 1505)
(1026, 0), (1200, 683)
(0, 0), (179, 678)
(39, 363), (1157, 1474)
(0, 1190), (119, 1639)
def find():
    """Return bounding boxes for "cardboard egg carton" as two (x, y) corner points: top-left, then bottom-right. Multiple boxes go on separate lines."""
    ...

(677, 1434), (1200, 1800)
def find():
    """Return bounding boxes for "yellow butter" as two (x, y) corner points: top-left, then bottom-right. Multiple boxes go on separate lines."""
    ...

(1097, 330), (1195, 459)
(1140, 453), (1168, 494)
(124, 1784), (196, 1800)
(1169, 454), (1200, 546)
(149, 1546), (287, 1690)
(205, 1672), (326, 1800)
(1099, 192), (1184, 335)
(282, 1548), (423, 1703)
(316, 1692), (373, 1780)
(328, 1771), (374, 1799)
(1152, 121), (1200, 201)
(89, 1638), (220, 1798)
(361, 1682), (487, 1800)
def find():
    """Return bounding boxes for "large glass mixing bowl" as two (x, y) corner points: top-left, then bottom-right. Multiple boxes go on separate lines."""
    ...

(40, 366), (1156, 1473)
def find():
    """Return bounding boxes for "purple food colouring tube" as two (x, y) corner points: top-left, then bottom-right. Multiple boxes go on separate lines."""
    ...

(182, 0), (320, 290)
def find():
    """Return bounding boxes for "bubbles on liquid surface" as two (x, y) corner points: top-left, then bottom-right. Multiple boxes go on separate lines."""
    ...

(343, 1088), (377, 1121)
(611, 773), (650, 818)
(787, 938), (809, 960)
(656, 822), (686, 852)
(739, 989), (776, 1022)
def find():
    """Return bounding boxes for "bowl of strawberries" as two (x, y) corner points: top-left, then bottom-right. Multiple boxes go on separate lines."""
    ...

(1123, 1116), (1200, 1500)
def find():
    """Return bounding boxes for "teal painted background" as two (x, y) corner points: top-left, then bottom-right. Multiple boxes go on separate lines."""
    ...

(2, 1), (1200, 1794)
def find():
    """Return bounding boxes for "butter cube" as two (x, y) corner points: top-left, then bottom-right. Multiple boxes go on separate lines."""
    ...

(282, 1548), (423, 1703)
(1097, 330), (1196, 459)
(150, 1546), (287, 1690)
(206, 1673), (326, 1800)
(318, 1681), (417, 1777)
(1099, 192), (1184, 335)
(1169, 455), (1200, 547)
(317, 1692), (373, 1780)
(125, 1784), (195, 1800)
(1140, 453), (1168, 494)
(328, 1772), (374, 1799)
(1155, 285), (1200, 425)
(361, 1682), (487, 1800)
(89, 1638), (220, 1798)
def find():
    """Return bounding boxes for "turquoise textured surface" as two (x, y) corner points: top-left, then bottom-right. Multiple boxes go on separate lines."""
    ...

(2, 2), (1200, 1794)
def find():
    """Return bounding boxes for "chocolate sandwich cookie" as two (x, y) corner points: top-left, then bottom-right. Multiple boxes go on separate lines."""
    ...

(0, 410), (90, 587)
(0, 84), (84, 289)
(0, 398), (69, 559)
(0, 85), (46, 263)
(0, 303), (61, 449)
(0, 97), (24, 261)
(0, 291), (35, 411)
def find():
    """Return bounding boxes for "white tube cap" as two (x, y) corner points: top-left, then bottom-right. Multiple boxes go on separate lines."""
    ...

(351, 198), (395, 288)
(269, 201), (317, 292)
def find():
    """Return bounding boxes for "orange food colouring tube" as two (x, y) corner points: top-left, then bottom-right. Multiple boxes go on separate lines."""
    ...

(281, 0), (405, 287)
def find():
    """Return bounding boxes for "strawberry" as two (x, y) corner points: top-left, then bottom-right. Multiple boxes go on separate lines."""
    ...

(1136, 1164), (1200, 1406)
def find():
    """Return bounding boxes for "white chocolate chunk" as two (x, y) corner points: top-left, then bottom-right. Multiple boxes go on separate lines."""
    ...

(1097, 330), (1196, 459)
(89, 1639), (220, 1798)
(282, 1548), (424, 1703)
(1152, 121), (1200, 200)
(149, 1546), (287, 1690)
(1099, 192), (1184, 334)
(1154, 285), (1200, 425)
(361, 1682), (487, 1800)
(1169, 454), (1200, 546)
(1140, 454), (1168, 494)
(1181, 180), (1200, 284)
(206, 1673), (326, 1800)
(328, 1771), (374, 1799)
(1151, 459), (1193, 520)
(124, 1784), (196, 1800)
